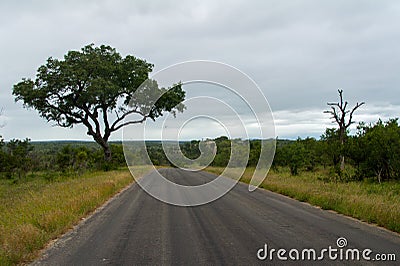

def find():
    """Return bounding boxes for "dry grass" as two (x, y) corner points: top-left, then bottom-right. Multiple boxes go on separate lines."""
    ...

(0, 166), (152, 265)
(206, 166), (400, 234)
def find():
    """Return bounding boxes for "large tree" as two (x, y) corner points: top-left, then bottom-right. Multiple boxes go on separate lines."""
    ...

(324, 89), (364, 171)
(13, 44), (185, 161)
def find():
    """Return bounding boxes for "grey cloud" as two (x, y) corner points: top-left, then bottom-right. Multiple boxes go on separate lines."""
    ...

(1, 0), (399, 140)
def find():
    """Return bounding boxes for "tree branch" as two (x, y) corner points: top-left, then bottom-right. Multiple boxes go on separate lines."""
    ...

(345, 102), (365, 128)
(81, 104), (101, 137)
(324, 106), (340, 124)
(110, 108), (148, 132)
(112, 116), (148, 132)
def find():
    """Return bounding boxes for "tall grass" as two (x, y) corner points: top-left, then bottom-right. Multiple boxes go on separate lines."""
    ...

(206, 167), (400, 234)
(0, 166), (151, 265)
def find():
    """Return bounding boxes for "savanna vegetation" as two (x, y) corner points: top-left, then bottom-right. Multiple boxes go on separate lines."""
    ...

(1, 43), (399, 264)
(146, 115), (400, 184)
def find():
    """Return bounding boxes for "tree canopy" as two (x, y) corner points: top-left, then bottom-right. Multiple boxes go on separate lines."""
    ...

(13, 44), (185, 161)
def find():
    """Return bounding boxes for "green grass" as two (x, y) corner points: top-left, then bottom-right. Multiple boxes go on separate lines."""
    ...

(0, 166), (152, 265)
(205, 166), (400, 234)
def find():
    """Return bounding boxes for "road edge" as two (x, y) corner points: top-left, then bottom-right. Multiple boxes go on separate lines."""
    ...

(30, 179), (139, 265)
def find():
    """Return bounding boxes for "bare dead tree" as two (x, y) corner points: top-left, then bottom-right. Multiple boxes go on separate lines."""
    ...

(324, 89), (364, 171)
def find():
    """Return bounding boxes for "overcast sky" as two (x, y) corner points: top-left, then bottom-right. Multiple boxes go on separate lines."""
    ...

(1, 0), (399, 141)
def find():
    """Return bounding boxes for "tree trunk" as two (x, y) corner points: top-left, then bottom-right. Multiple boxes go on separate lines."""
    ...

(377, 169), (382, 184)
(340, 155), (345, 171)
(103, 145), (112, 162)
(340, 130), (345, 171)
(91, 134), (112, 162)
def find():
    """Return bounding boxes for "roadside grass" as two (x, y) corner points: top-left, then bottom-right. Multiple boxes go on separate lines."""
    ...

(0, 166), (152, 265)
(205, 166), (400, 234)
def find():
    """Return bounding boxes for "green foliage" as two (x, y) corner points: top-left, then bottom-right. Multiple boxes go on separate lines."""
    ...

(2, 117), (400, 183)
(56, 145), (91, 172)
(146, 142), (171, 166)
(300, 137), (320, 171)
(181, 140), (201, 160)
(54, 143), (127, 172)
(211, 136), (231, 167)
(320, 128), (341, 167)
(93, 144), (127, 171)
(353, 119), (400, 182)
(248, 140), (261, 166)
(270, 139), (291, 170)
(1, 138), (34, 180)
(0, 140), (133, 179)
(281, 139), (306, 175)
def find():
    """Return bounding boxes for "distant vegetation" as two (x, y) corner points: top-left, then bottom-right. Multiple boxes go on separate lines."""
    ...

(1, 115), (400, 184)
(176, 117), (400, 183)
(0, 140), (126, 181)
